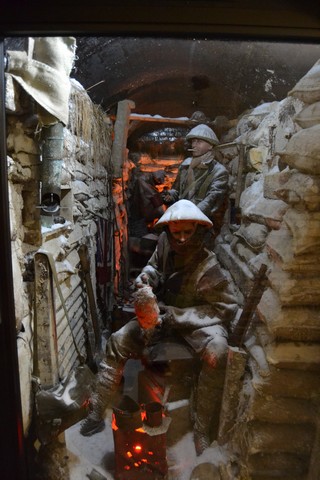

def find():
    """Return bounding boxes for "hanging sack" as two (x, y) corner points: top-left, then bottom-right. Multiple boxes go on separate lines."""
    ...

(33, 251), (96, 445)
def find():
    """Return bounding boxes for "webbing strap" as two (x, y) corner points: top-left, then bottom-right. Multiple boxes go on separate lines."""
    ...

(180, 169), (208, 199)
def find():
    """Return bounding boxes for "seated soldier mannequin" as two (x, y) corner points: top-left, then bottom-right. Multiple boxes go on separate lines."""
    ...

(80, 200), (238, 455)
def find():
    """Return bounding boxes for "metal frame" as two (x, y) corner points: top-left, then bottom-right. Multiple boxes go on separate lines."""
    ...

(0, 38), (27, 480)
(0, 3), (319, 479)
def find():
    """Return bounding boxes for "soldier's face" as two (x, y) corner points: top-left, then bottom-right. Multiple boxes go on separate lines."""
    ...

(191, 138), (212, 157)
(168, 221), (197, 244)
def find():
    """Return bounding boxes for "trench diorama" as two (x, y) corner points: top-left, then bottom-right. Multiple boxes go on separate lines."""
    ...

(4, 36), (320, 480)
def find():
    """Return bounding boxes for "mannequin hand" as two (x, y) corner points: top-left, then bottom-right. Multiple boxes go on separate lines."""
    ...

(160, 307), (174, 327)
(134, 272), (149, 289)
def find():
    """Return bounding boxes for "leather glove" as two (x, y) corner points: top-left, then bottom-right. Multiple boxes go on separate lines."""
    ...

(160, 307), (174, 328)
(134, 272), (149, 289)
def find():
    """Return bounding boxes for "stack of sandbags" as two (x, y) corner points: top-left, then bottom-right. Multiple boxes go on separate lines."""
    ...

(260, 58), (320, 342)
(229, 59), (320, 480)
(216, 96), (303, 297)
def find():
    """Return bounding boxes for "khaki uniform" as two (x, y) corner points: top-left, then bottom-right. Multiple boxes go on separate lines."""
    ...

(169, 151), (229, 236)
(103, 232), (238, 448)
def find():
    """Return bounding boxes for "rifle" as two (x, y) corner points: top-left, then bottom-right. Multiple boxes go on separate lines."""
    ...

(218, 263), (268, 445)
(228, 263), (268, 348)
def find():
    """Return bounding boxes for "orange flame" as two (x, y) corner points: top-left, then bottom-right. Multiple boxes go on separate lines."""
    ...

(111, 413), (118, 431)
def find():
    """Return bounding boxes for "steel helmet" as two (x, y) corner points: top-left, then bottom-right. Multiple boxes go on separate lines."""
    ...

(155, 200), (212, 228)
(186, 124), (219, 146)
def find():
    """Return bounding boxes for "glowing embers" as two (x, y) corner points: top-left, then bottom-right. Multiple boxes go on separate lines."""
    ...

(112, 395), (170, 479)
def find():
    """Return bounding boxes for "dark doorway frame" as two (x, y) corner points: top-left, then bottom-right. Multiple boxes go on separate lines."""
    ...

(1, 2), (319, 479)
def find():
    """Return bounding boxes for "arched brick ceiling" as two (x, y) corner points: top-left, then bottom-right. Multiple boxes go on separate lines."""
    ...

(73, 36), (320, 145)
(5, 35), (320, 145)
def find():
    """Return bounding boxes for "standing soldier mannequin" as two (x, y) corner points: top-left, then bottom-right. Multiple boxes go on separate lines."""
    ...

(128, 169), (166, 236)
(163, 124), (229, 243)
(80, 200), (238, 455)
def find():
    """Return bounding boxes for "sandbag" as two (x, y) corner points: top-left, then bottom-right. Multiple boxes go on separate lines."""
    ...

(288, 58), (320, 104)
(294, 100), (320, 128)
(234, 223), (269, 251)
(279, 124), (320, 174)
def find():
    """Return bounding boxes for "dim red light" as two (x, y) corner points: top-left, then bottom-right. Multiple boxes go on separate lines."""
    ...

(135, 427), (145, 433)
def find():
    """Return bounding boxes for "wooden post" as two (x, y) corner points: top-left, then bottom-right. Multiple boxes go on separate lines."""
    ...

(235, 143), (246, 209)
(111, 99), (135, 294)
(218, 346), (247, 445)
(34, 252), (59, 387)
(111, 99), (135, 178)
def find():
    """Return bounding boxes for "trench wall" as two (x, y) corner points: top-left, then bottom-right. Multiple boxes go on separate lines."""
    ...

(215, 60), (320, 479)
(6, 75), (114, 434)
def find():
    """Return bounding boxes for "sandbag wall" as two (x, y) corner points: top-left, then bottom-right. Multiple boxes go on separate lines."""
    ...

(215, 60), (320, 478)
(6, 75), (113, 434)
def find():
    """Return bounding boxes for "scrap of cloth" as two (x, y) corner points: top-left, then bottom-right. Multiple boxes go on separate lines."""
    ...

(6, 36), (76, 125)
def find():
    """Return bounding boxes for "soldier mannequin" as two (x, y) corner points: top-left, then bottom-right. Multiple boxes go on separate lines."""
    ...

(163, 124), (229, 242)
(81, 200), (238, 455)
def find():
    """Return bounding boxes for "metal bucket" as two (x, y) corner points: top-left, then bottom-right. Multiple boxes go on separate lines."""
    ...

(145, 401), (163, 427)
(113, 395), (142, 431)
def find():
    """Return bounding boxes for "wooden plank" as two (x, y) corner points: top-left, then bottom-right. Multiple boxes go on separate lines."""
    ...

(235, 143), (246, 208)
(34, 253), (59, 387)
(111, 99), (135, 178)
(129, 114), (190, 124)
(218, 346), (247, 445)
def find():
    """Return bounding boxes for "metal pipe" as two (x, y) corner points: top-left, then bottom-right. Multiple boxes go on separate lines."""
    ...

(40, 121), (64, 215)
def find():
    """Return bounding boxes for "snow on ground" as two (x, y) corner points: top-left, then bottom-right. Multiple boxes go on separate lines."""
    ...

(65, 359), (229, 479)
(66, 416), (228, 480)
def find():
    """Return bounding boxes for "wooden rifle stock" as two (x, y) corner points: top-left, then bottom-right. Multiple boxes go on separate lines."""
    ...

(228, 263), (268, 348)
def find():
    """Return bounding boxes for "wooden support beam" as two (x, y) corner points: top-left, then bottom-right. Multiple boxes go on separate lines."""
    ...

(218, 346), (247, 445)
(111, 99), (135, 178)
(34, 252), (59, 387)
(235, 143), (246, 209)
(129, 114), (190, 124)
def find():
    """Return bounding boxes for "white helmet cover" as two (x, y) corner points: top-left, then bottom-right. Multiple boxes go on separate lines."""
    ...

(155, 199), (212, 228)
(186, 123), (219, 146)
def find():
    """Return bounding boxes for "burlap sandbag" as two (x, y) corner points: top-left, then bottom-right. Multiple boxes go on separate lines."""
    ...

(288, 58), (320, 104)
(278, 124), (320, 174)
(6, 37), (76, 125)
(294, 100), (320, 128)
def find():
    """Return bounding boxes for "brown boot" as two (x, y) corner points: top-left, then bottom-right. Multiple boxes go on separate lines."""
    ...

(80, 415), (105, 436)
(80, 360), (123, 437)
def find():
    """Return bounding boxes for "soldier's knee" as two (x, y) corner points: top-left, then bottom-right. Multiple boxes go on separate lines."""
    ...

(202, 336), (228, 367)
